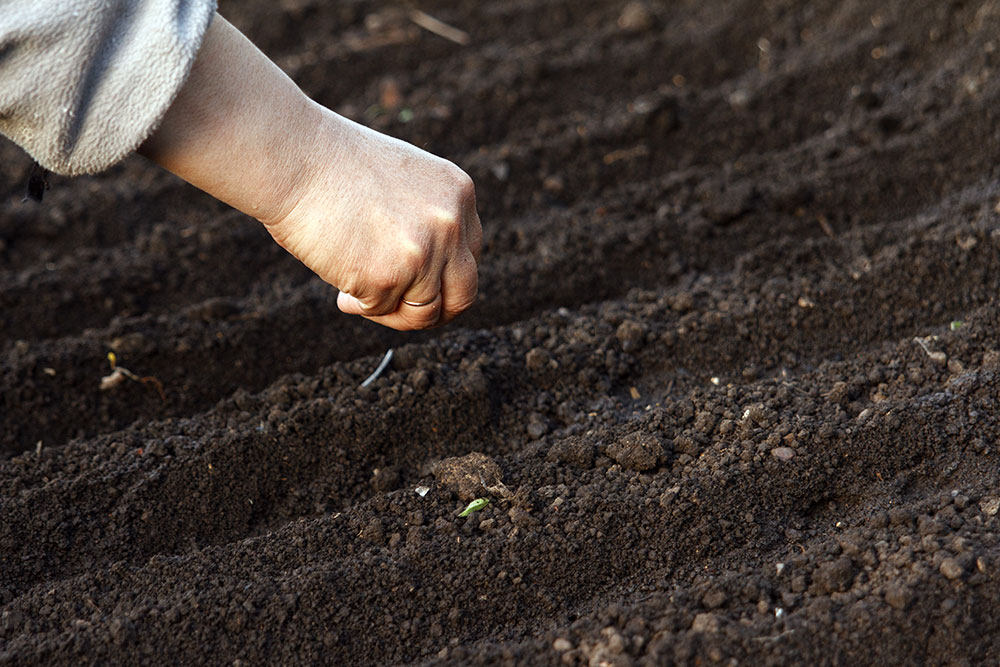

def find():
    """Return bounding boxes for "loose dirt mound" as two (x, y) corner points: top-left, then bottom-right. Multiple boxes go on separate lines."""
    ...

(4, 0), (1000, 664)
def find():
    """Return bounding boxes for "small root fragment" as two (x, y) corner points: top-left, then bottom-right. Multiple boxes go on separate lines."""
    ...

(100, 353), (166, 401)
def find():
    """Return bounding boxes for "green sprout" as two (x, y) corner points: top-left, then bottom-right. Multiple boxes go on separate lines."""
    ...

(459, 498), (490, 517)
(950, 320), (964, 331)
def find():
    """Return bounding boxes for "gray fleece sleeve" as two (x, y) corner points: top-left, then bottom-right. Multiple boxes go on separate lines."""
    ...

(0, 0), (217, 176)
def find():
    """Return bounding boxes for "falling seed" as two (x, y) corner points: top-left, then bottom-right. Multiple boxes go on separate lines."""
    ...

(361, 348), (394, 387)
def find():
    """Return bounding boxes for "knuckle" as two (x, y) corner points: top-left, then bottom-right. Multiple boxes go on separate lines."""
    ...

(360, 298), (393, 316)
(454, 170), (476, 202)
(370, 272), (398, 294)
(437, 164), (476, 213)
(398, 238), (427, 273)
(429, 205), (462, 232)
(449, 280), (478, 313)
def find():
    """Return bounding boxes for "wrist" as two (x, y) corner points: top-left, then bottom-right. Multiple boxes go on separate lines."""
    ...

(138, 15), (324, 228)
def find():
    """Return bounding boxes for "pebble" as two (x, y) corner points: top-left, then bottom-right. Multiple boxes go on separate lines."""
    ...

(618, 2), (655, 31)
(979, 496), (1000, 516)
(552, 638), (573, 652)
(771, 446), (795, 461)
(940, 557), (964, 580)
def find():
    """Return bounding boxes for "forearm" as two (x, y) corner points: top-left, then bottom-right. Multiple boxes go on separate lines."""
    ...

(138, 13), (318, 224)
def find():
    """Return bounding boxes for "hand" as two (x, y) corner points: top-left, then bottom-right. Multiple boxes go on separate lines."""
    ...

(264, 111), (482, 330)
(138, 15), (481, 331)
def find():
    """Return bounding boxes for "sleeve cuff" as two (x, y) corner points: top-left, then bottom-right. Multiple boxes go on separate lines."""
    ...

(0, 0), (218, 176)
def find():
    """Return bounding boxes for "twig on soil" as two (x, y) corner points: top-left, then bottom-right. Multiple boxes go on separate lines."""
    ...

(913, 336), (946, 365)
(816, 214), (834, 238)
(409, 10), (470, 45)
(360, 348), (394, 387)
(753, 629), (799, 643)
(100, 353), (166, 401)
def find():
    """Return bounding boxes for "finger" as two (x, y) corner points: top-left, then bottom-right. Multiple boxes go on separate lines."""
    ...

(466, 206), (483, 263)
(460, 176), (483, 263)
(337, 290), (369, 316)
(337, 290), (405, 318)
(438, 251), (479, 324)
(356, 293), (444, 331)
(335, 263), (411, 317)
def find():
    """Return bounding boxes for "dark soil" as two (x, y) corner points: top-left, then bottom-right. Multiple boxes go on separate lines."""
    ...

(4, 0), (1000, 664)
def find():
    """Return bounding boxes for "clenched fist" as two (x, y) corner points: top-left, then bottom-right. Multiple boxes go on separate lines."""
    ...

(265, 114), (481, 330)
(140, 14), (481, 330)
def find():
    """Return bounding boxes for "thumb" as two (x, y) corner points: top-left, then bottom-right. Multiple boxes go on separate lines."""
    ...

(337, 291), (369, 315)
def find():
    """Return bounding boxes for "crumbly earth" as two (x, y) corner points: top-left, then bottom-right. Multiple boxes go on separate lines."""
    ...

(4, 0), (1000, 664)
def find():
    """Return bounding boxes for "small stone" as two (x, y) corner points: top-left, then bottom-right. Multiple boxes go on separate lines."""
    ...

(980, 496), (1000, 516)
(770, 446), (795, 461)
(618, 1), (655, 31)
(940, 557), (964, 580)
(553, 638), (573, 652)
(542, 175), (565, 193)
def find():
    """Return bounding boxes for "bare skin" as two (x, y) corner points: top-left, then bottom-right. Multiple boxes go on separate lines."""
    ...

(139, 14), (481, 330)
